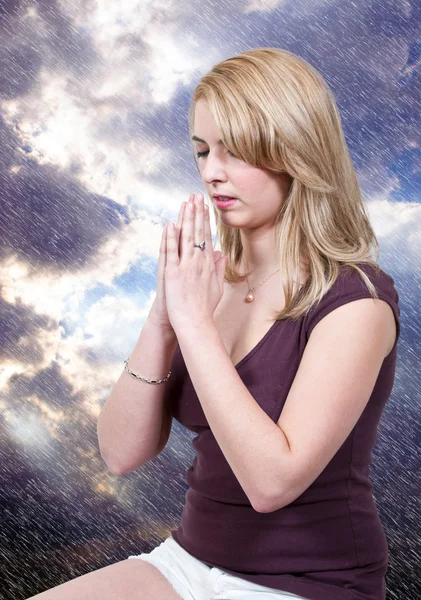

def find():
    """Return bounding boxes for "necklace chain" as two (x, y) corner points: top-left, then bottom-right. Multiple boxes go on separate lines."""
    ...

(245, 267), (281, 303)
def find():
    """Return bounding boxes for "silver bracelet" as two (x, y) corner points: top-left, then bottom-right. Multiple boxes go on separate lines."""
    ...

(123, 358), (171, 384)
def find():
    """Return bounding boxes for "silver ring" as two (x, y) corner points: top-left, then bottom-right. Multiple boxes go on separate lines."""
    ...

(193, 240), (206, 251)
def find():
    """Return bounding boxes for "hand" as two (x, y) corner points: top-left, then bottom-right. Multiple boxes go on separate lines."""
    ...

(163, 193), (227, 334)
(148, 194), (224, 332)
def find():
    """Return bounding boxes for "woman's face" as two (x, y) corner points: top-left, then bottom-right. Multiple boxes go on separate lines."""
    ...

(192, 98), (292, 230)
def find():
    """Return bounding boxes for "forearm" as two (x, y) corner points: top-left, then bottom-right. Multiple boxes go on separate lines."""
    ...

(176, 320), (292, 513)
(97, 319), (178, 475)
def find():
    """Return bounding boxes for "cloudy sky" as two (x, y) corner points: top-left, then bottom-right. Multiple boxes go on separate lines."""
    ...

(1, 0), (420, 598)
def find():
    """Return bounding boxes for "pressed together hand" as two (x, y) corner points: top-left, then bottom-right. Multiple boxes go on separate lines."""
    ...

(149, 193), (227, 334)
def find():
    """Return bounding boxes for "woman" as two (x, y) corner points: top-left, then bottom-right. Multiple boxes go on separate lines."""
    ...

(29, 48), (399, 600)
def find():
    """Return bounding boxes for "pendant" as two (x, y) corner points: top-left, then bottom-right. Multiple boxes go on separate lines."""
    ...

(246, 293), (255, 302)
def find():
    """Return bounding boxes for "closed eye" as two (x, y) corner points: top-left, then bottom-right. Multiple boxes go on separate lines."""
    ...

(196, 149), (235, 159)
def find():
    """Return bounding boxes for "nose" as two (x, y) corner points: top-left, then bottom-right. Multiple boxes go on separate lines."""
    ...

(200, 151), (229, 185)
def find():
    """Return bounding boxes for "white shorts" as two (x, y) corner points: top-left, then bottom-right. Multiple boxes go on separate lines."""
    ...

(128, 535), (309, 600)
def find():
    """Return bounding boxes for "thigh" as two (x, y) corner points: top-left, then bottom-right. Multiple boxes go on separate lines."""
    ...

(129, 535), (212, 600)
(26, 558), (184, 600)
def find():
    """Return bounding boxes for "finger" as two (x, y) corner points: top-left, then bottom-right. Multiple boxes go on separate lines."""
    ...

(177, 194), (194, 257)
(182, 194), (195, 257)
(158, 222), (167, 277)
(176, 201), (187, 255)
(165, 222), (179, 266)
(204, 200), (213, 261)
(216, 253), (228, 287)
(194, 194), (207, 259)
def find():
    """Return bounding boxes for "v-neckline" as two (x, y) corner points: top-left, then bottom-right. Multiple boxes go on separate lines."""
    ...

(176, 279), (308, 374)
(233, 318), (281, 370)
(231, 277), (308, 370)
(175, 318), (281, 374)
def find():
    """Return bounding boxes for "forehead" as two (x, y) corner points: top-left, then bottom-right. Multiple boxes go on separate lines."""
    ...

(192, 135), (223, 144)
(192, 99), (222, 143)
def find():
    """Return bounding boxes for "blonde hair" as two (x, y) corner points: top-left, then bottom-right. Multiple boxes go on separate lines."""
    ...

(188, 47), (381, 322)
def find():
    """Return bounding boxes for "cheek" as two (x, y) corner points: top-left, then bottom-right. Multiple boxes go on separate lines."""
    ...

(246, 173), (279, 199)
(238, 168), (267, 190)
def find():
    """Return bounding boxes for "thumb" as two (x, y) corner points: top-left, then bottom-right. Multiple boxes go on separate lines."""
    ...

(215, 254), (228, 285)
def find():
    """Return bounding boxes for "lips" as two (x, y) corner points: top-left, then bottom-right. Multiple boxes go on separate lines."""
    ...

(214, 195), (237, 201)
(214, 197), (237, 209)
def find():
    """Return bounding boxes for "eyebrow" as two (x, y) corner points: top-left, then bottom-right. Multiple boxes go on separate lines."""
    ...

(192, 135), (223, 144)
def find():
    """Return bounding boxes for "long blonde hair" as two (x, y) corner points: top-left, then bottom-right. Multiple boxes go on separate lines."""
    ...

(188, 47), (381, 321)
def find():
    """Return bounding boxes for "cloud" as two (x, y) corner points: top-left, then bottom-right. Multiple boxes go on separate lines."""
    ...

(0, 0), (418, 558)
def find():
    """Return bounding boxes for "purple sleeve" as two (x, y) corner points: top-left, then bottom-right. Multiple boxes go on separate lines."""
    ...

(303, 263), (401, 351)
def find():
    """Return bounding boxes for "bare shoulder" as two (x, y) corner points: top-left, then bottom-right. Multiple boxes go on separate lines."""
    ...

(310, 296), (397, 357)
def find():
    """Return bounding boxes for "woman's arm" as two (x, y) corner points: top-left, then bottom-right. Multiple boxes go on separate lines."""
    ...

(176, 320), (292, 514)
(176, 296), (394, 513)
(97, 319), (178, 475)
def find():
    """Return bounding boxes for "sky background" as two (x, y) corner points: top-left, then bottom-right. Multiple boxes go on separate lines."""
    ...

(0, 0), (420, 598)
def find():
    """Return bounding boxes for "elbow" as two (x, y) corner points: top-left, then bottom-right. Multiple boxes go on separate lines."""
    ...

(253, 482), (290, 513)
(251, 488), (280, 513)
(99, 449), (150, 475)
(253, 493), (285, 514)
(97, 428), (128, 475)
(99, 450), (129, 476)
(258, 482), (307, 513)
(100, 454), (125, 476)
(107, 462), (127, 476)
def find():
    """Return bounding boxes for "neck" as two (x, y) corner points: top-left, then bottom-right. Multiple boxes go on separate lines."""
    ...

(239, 258), (309, 289)
(238, 226), (281, 278)
(240, 259), (281, 281)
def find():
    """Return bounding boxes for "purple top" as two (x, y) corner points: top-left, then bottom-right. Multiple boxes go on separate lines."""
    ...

(164, 262), (400, 600)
